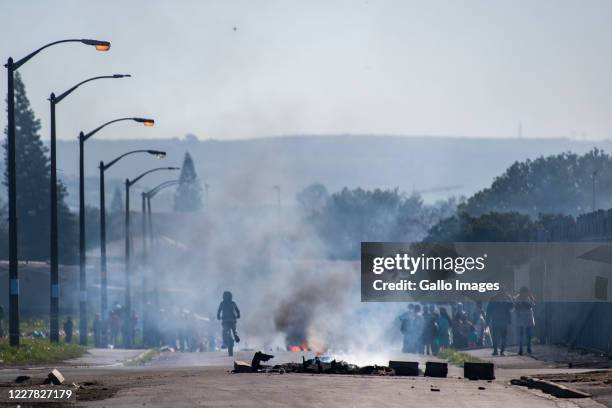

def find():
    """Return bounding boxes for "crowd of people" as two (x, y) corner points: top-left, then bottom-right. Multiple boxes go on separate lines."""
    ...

(61, 291), (242, 351)
(398, 287), (536, 356)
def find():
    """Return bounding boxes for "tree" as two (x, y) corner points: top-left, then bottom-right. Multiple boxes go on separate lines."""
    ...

(109, 185), (124, 241)
(425, 212), (534, 242)
(296, 183), (329, 215)
(174, 152), (202, 212)
(110, 185), (124, 215)
(2, 72), (77, 262)
(460, 149), (612, 217)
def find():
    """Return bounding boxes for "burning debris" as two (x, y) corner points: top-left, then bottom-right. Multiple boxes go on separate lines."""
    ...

(232, 351), (446, 377)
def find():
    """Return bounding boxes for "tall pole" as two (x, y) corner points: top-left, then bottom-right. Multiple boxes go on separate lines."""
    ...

(147, 196), (158, 310)
(4, 39), (111, 348)
(99, 161), (108, 346)
(124, 179), (132, 348)
(78, 132), (87, 345)
(141, 192), (147, 308)
(592, 171), (598, 212)
(6, 58), (19, 347)
(205, 183), (209, 211)
(49, 94), (59, 343)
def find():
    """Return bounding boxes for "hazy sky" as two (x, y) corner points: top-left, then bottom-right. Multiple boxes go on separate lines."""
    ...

(1, 0), (612, 140)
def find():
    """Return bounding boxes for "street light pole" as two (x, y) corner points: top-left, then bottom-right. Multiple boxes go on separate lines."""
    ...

(142, 180), (179, 313)
(4, 38), (110, 348)
(5, 58), (18, 347)
(98, 149), (165, 346)
(49, 74), (131, 345)
(49, 93), (59, 343)
(79, 118), (154, 346)
(124, 167), (179, 348)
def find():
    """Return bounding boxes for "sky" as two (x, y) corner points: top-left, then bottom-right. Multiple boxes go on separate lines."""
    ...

(1, 0), (612, 141)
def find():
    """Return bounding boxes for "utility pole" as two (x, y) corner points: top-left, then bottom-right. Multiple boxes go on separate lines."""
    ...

(592, 170), (598, 212)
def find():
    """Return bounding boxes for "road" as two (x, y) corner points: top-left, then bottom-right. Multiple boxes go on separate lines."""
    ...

(0, 349), (606, 407)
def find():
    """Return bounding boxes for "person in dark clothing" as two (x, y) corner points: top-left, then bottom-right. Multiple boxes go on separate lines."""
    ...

(93, 314), (102, 347)
(515, 286), (536, 355)
(217, 291), (241, 343)
(64, 316), (74, 343)
(0, 305), (4, 338)
(486, 291), (513, 356)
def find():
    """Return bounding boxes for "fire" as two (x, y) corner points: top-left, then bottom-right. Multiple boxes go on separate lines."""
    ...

(288, 342), (308, 352)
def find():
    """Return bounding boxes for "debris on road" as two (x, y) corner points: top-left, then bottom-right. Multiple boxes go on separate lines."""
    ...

(389, 361), (419, 376)
(464, 362), (495, 380)
(14, 375), (31, 384)
(425, 362), (448, 378)
(511, 376), (591, 399)
(44, 369), (65, 385)
(232, 352), (444, 377)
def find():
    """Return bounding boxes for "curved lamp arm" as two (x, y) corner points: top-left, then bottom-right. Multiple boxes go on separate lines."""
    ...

(53, 74), (130, 104)
(83, 117), (154, 142)
(128, 167), (180, 188)
(6, 39), (110, 70)
(103, 150), (166, 171)
(146, 180), (180, 199)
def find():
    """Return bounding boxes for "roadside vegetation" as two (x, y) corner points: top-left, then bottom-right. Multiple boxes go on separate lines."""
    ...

(0, 338), (86, 366)
(436, 347), (483, 366)
(124, 349), (160, 366)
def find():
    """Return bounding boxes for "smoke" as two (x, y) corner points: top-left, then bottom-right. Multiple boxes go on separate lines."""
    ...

(136, 195), (407, 360)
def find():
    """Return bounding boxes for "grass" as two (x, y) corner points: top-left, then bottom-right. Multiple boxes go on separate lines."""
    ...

(0, 338), (87, 366)
(436, 347), (484, 366)
(124, 348), (160, 366)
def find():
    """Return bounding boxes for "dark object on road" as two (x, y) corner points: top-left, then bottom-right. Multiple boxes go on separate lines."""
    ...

(45, 369), (65, 385)
(425, 362), (448, 378)
(478, 386), (486, 390)
(430, 387), (440, 392)
(517, 376), (591, 398)
(233, 352), (396, 376)
(251, 351), (274, 370)
(464, 362), (495, 380)
(389, 361), (419, 376)
(14, 375), (31, 383)
(233, 361), (253, 373)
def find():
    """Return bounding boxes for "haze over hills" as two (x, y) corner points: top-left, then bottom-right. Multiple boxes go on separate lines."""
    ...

(4, 135), (612, 211)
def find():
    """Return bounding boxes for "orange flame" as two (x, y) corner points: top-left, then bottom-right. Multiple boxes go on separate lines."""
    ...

(288, 342), (308, 352)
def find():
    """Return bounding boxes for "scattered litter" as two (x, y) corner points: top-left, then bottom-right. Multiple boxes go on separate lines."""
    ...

(44, 369), (65, 385)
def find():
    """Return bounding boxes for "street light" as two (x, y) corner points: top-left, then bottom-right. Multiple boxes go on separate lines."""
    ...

(124, 167), (179, 348)
(99, 150), (166, 346)
(142, 180), (179, 313)
(79, 117), (155, 346)
(4, 38), (110, 347)
(49, 74), (130, 344)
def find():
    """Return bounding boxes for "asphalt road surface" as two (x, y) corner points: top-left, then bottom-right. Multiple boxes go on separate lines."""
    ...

(0, 349), (606, 408)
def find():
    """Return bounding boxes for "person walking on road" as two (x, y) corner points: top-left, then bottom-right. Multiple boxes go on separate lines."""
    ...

(515, 286), (536, 355)
(486, 291), (513, 356)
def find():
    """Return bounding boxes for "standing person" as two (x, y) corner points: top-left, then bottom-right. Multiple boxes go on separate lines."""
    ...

(471, 301), (486, 346)
(109, 310), (120, 346)
(515, 286), (536, 355)
(423, 310), (439, 355)
(412, 304), (424, 353)
(217, 291), (241, 355)
(486, 291), (513, 356)
(0, 305), (4, 338)
(398, 304), (414, 353)
(64, 316), (74, 343)
(93, 314), (102, 347)
(437, 307), (452, 348)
